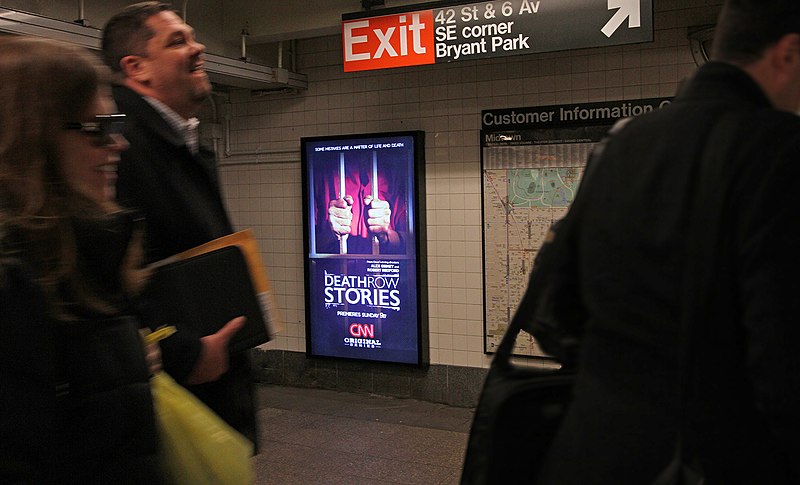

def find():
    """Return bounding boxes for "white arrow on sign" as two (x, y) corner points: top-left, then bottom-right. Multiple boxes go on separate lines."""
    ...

(601, 0), (641, 38)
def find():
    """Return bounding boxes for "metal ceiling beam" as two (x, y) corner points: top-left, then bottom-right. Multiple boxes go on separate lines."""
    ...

(0, 7), (307, 91)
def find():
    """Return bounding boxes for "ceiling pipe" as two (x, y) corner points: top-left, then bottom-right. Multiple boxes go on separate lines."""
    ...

(240, 23), (250, 61)
(291, 39), (297, 72)
(278, 40), (297, 72)
(74, 0), (87, 26)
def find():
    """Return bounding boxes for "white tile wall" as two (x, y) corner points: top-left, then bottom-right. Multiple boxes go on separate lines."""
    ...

(214, 1), (724, 369)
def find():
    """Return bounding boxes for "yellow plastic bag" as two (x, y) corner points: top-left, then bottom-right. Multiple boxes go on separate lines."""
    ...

(151, 371), (254, 485)
(145, 327), (254, 485)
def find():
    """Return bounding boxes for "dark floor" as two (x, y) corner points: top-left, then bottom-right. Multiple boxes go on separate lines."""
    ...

(252, 385), (474, 485)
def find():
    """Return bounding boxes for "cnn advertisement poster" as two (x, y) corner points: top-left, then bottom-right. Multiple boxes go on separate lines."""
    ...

(301, 131), (428, 365)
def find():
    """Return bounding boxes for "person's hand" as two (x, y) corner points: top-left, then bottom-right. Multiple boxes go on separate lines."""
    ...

(139, 329), (162, 375)
(328, 195), (353, 237)
(363, 195), (392, 242)
(185, 316), (246, 385)
(144, 340), (162, 375)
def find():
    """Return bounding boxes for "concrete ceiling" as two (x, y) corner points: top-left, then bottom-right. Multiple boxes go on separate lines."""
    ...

(1, 0), (427, 67)
(219, 0), (425, 43)
(0, 0), (425, 45)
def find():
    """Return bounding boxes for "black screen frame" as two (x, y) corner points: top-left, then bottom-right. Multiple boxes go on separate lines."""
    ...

(300, 130), (428, 366)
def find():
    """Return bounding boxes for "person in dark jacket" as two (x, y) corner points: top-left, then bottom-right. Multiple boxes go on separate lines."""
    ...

(101, 2), (257, 446)
(535, 1), (800, 484)
(0, 36), (165, 484)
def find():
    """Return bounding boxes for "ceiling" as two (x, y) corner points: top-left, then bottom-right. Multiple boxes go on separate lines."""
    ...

(0, 0), (426, 90)
(0, 1), (425, 54)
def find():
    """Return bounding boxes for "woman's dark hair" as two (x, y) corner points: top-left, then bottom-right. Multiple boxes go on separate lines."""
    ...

(0, 36), (144, 320)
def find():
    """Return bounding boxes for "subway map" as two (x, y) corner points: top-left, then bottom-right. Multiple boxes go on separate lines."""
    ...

(482, 143), (592, 357)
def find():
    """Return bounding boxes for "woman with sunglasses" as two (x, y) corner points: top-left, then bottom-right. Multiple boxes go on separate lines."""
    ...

(0, 37), (165, 484)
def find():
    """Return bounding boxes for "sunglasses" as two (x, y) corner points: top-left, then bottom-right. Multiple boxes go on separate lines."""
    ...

(64, 113), (126, 147)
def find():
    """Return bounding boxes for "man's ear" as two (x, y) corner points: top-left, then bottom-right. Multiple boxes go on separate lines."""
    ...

(763, 33), (800, 112)
(773, 33), (800, 70)
(119, 55), (148, 83)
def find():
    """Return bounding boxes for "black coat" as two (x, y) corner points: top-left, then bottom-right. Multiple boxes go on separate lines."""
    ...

(113, 85), (257, 446)
(0, 217), (162, 485)
(537, 62), (800, 484)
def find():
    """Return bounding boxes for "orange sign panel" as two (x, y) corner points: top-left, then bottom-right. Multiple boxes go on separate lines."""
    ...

(342, 10), (436, 72)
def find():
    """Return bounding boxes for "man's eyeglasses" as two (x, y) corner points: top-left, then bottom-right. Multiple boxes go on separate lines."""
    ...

(64, 113), (126, 147)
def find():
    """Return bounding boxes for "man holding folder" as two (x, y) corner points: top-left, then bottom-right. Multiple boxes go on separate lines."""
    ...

(101, 2), (258, 447)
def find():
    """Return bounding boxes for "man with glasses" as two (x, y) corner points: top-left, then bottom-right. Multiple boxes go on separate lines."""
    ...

(101, 2), (257, 448)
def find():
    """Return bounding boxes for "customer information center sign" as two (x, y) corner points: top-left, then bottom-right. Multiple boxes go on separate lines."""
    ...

(343, 0), (653, 71)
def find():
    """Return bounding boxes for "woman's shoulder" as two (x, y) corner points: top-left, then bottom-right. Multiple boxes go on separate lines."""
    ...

(0, 255), (43, 302)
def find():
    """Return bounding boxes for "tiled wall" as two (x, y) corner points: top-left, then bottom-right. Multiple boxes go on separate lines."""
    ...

(214, 1), (723, 371)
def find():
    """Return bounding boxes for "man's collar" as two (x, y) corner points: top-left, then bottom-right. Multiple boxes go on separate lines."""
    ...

(144, 97), (195, 130)
(143, 96), (199, 153)
(111, 85), (185, 148)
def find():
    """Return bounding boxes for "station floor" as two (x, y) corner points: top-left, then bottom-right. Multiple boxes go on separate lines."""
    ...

(251, 384), (475, 485)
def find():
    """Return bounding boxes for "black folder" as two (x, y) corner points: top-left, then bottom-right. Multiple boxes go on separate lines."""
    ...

(142, 245), (270, 353)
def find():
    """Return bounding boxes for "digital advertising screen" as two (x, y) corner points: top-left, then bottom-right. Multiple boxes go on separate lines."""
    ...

(301, 131), (428, 365)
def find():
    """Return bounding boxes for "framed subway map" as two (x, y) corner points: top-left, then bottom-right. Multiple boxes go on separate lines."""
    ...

(481, 98), (671, 358)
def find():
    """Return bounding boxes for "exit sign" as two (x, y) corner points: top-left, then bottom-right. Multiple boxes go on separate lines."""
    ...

(343, 0), (653, 72)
